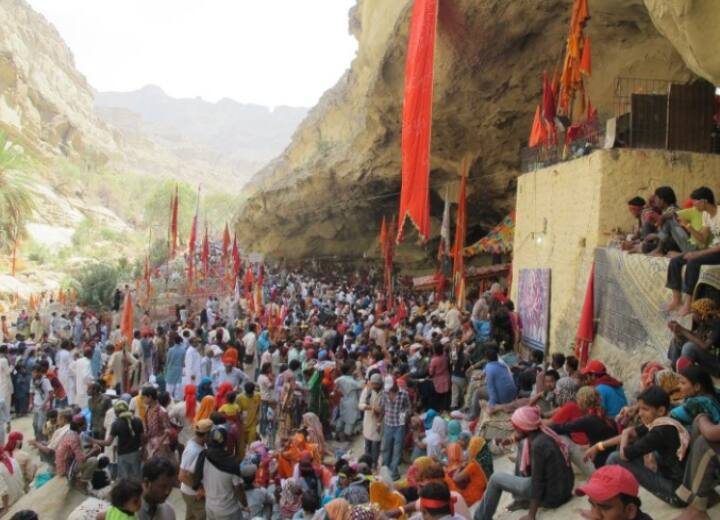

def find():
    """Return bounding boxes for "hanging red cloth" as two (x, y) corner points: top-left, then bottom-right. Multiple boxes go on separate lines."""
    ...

(575, 262), (595, 368)
(397, 0), (438, 243)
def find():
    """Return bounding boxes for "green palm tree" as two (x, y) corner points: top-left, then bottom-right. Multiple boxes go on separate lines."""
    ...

(0, 132), (35, 271)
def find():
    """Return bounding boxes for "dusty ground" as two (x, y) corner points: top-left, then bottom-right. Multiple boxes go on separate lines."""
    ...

(3, 416), (717, 519)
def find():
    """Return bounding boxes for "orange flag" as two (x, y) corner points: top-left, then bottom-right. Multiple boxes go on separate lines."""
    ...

(120, 291), (134, 345)
(452, 159), (468, 309)
(528, 105), (547, 147)
(580, 36), (592, 76)
(379, 216), (388, 257)
(397, 0), (438, 243)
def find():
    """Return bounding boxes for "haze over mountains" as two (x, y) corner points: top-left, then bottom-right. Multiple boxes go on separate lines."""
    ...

(95, 85), (308, 187)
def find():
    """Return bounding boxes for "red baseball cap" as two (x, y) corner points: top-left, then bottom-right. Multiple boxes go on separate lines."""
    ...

(575, 465), (639, 502)
(581, 359), (606, 376)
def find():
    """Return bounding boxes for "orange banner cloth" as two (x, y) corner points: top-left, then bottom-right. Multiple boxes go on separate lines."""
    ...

(397, 0), (438, 243)
(120, 291), (134, 345)
(580, 36), (592, 76)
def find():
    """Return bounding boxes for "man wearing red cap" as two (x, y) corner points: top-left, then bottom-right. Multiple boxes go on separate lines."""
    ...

(576, 464), (653, 520)
(581, 360), (628, 418)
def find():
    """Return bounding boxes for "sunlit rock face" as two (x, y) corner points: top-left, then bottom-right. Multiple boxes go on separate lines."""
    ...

(0, 0), (119, 163)
(644, 0), (720, 86)
(235, 0), (706, 263)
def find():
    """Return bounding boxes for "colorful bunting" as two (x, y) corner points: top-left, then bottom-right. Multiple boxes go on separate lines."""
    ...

(464, 212), (516, 256)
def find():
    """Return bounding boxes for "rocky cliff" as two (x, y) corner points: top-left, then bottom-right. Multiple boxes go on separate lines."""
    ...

(0, 0), (119, 163)
(234, 0), (711, 262)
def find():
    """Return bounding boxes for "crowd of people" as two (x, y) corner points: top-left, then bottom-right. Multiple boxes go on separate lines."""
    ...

(0, 258), (718, 520)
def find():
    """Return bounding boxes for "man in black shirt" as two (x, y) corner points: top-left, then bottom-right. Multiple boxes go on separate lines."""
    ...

(599, 386), (688, 507)
(576, 464), (654, 520)
(473, 405), (574, 520)
(91, 400), (144, 481)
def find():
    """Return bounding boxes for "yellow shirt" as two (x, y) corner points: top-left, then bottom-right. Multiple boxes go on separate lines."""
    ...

(236, 393), (261, 429)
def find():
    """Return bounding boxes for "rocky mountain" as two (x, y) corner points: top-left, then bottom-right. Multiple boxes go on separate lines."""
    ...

(234, 0), (718, 262)
(0, 0), (118, 164)
(96, 86), (308, 187)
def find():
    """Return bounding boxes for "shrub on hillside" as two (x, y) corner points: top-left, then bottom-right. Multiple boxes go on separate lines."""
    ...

(76, 263), (118, 308)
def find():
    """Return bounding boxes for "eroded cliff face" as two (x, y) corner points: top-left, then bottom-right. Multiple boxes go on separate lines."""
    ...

(644, 0), (720, 86)
(235, 0), (703, 262)
(0, 0), (119, 163)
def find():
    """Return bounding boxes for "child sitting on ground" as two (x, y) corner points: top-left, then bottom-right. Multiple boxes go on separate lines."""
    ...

(97, 479), (143, 520)
(585, 386), (688, 506)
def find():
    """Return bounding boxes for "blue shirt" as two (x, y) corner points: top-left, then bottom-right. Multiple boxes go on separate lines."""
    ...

(164, 343), (186, 384)
(485, 361), (517, 406)
(596, 384), (628, 418)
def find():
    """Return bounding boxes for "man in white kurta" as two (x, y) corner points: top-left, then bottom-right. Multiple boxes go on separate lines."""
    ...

(183, 340), (202, 386)
(71, 349), (94, 408)
(0, 347), (12, 410)
(55, 344), (74, 405)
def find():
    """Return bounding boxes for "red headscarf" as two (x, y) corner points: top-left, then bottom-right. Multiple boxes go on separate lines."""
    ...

(215, 382), (234, 409)
(184, 384), (197, 420)
(4, 432), (22, 454)
(0, 446), (14, 474)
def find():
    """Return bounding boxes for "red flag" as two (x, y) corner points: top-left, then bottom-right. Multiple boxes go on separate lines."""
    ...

(143, 256), (150, 282)
(232, 235), (240, 276)
(120, 291), (134, 345)
(187, 213), (197, 290)
(170, 185), (178, 259)
(580, 36), (592, 76)
(575, 262), (595, 367)
(243, 267), (254, 293)
(201, 224), (210, 277)
(397, 0), (438, 243)
(452, 159), (468, 308)
(542, 71), (556, 124)
(222, 223), (231, 265)
(379, 217), (387, 257)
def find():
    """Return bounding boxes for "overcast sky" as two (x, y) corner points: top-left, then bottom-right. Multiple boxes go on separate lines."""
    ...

(27, 0), (358, 108)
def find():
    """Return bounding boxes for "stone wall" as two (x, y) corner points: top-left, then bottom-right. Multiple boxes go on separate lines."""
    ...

(512, 149), (720, 368)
